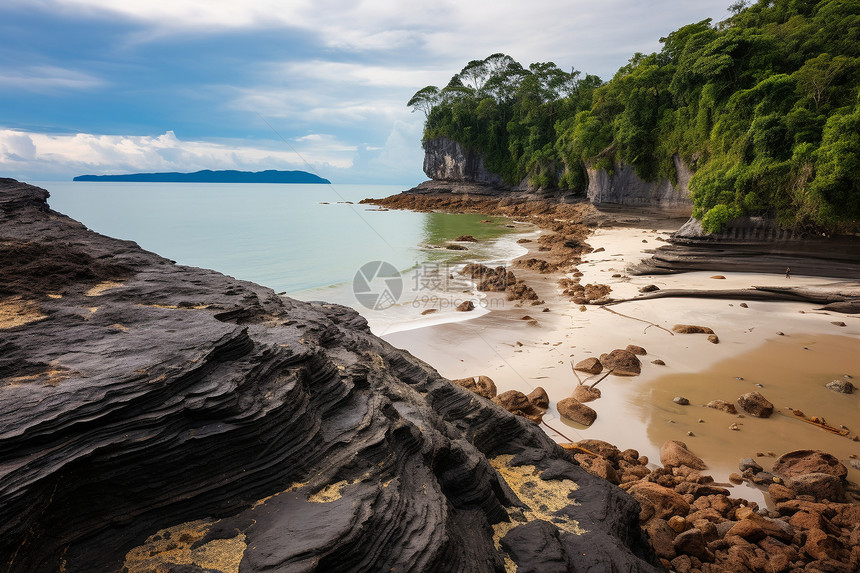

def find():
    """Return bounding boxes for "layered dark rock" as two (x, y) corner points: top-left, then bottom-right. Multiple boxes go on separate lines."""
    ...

(633, 216), (860, 280)
(0, 178), (660, 572)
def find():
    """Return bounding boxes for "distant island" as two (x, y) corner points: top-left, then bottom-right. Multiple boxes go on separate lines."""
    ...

(74, 169), (330, 184)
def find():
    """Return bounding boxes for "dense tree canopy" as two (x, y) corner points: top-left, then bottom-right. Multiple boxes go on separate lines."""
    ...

(408, 0), (860, 233)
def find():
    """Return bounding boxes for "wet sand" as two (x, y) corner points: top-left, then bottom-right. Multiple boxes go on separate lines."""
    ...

(383, 221), (860, 504)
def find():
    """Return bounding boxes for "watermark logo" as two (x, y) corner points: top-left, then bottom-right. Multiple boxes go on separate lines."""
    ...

(353, 261), (403, 310)
(352, 260), (507, 312)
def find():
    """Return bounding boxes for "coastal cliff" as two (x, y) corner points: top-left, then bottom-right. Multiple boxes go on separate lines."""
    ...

(0, 178), (659, 572)
(423, 136), (507, 189)
(586, 156), (693, 216)
(421, 137), (693, 214)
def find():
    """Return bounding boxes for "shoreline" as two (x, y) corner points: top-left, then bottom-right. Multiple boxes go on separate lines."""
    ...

(372, 192), (860, 506)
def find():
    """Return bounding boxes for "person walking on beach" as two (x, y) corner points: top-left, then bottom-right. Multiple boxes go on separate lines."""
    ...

(785, 267), (791, 279)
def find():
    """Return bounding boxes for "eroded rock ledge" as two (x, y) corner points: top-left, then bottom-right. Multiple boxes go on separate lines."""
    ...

(0, 179), (660, 572)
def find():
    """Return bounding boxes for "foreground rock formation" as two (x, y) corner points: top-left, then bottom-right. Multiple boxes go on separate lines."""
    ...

(0, 179), (661, 572)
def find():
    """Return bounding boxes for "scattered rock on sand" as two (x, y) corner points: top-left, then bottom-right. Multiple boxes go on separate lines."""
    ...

(739, 458), (763, 473)
(451, 375), (497, 399)
(456, 300), (475, 312)
(771, 450), (848, 480)
(572, 385), (601, 403)
(672, 324), (715, 334)
(626, 344), (647, 355)
(739, 302), (748, 308)
(660, 440), (707, 470)
(706, 400), (737, 414)
(526, 386), (549, 409)
(516, 238), (531, 244)
(707, 334), (719, 344)
(491, 390), (546, 424)
(593, 247), (605, 253)
(651, 359), (666, 366)
(625, 481), (690, 523)
(421, 308), (437, 315)
(599, 349), (641, 376)
(446, 244), (468, 250)
(573, 357), (603, 375)
(736, 391), (774, 418)
(639, 284), (660, 293)
(710, 275), (726, 279)
(454, 235), (478, 242)
(557, 397), (597, 426)
(831, 321), (847, 327)
(787, 472), (847, 502)
(826, 379), (855, 394)
(673, 396), (690, 406)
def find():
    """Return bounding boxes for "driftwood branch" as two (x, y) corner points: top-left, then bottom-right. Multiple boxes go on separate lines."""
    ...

(607, 286), (860, 306)
(589, 368), (614, 390)
(570, 361), (583, 385)
(600, 306), (675, 336)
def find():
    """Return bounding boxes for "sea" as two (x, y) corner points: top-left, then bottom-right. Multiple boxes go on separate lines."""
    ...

(40, 182), (534, 335)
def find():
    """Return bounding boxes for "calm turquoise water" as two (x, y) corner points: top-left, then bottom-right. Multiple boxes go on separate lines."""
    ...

(40, 182), (531, 333)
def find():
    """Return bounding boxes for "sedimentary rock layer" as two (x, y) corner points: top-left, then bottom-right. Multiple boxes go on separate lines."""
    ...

(0, 179), (660, 572)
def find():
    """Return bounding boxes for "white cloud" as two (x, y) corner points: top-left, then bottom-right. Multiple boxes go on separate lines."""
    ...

(0, 129), (357, 179)
(28, 0), (733, 78)
(0, 66), (104, 92)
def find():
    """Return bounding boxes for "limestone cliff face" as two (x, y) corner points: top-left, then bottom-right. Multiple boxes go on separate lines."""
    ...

(422, 137), (507, 188)
(423, 137), (694, 213)
(0, 179), (660, 573)
(586, 155), (693, 215)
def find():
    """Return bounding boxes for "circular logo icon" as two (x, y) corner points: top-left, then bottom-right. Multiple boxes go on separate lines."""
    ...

(353, 261), (403, 310)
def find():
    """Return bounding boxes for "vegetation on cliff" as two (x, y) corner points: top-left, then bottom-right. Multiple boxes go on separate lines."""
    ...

(409, 0), (860, 233)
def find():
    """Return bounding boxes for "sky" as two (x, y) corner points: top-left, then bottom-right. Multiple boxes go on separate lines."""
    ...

(1, 0), (733, 185)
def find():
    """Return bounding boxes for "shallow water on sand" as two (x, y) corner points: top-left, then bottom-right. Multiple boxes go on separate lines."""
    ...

(630, 333), (860, 504)
(40, 181), (529, 334)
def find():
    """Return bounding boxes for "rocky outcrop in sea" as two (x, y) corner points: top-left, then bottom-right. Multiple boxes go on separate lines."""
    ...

(0, 178), (661, 572)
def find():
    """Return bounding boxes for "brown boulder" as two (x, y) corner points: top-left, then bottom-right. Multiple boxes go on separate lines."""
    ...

(455, 300), (475, 312)
(786, 473), (847, 502)
(626, 481), (691, 523)
(451, 375), (497, 399)
(767, 483), (796, 504)
(706, 400), (737, 414)
(673, 528), (714, 562)
(727, 510), (795, 543)
(573, 357), (602, 375)
(736, 391), (774, 418)
(660, 440), (707, 470)
(756, 537), (797, 573)
(825, 379), (854, 393)
(625, 344), (647, 355)
(557, 397), (597, 426)
(574, 439), (621, 461)
(571, 385), (601, 402)
(574, 454), (620, 485)
(492, 390), (545, 424)
(672, 324), (714, 334)
(599, 349), (641, 376)
(802, 528), (844, 561)
(492, 390), (529, 411)
(526, 386), (549, 409)
(772, 450), (848, 480)
(454, 235), (478, 242)
(645, 518), (677, 559)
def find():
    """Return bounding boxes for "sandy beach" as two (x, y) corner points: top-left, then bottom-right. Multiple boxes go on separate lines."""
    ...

(383, 215), (860, 505)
